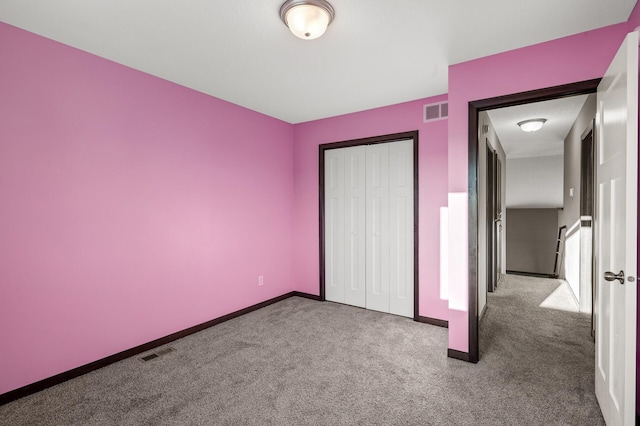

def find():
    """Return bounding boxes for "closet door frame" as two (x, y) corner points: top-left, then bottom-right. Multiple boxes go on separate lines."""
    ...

(319, 130), (419, 320)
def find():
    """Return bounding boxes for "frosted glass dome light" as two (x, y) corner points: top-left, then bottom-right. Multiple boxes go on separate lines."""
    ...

(280, 0), (335, 40)
(517, 118), (547, 132)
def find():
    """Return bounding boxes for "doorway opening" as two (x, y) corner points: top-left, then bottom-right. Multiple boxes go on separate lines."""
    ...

(467, 79), (600, 362)
(483, 93), (596, 312)
(319, 131), (420, 320)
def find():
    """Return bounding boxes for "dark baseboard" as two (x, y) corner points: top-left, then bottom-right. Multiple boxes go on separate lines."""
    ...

(506, 270), (555, 279)
(292, 291), (323, 301)
(0, 290), (308, 406)
(417, 316), (448, 328)
(448, 349), (473, 362)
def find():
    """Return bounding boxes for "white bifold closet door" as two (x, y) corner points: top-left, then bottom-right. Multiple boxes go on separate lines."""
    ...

(324, 139), (414, 318)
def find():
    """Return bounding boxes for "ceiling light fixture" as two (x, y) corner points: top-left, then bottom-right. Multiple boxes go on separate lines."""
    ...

(280, 0), (335, 40)
(517, 118), (547, 132)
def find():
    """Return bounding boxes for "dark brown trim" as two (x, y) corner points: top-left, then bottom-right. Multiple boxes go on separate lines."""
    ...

(468, 102), (480, 364)
(292, 291), (323, 301)
(470, 79), (601, 111)
(417, 316), (449, 328)
(506, 270), (555, 279)
(447, 349), (471, 362)
(580, 128), (594, 217)
(466, 78), (600, 365)
(486, 143), (496, 293)
(413, 133), (420, 321)
(319, 148), (326, 301)
(507, 269), (556, 278)
(319, 131), (417, 150)
(0, 291), (305, 406)
(318, 131), (420, 320)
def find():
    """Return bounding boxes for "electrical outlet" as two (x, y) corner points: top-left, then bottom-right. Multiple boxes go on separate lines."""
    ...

(258, 275), (264, 286)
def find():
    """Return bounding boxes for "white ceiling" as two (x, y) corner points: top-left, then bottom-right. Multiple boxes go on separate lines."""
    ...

(487, 95), (590, 159)
(0, 1), (635, 123)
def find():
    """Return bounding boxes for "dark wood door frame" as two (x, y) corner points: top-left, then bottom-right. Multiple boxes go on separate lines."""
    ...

(495, 156), (502, 288)
(319, 131), (420, 321)
(466, 79), (600, 363)
(580, 121), (596, 337)
(486, 143), (497, 294)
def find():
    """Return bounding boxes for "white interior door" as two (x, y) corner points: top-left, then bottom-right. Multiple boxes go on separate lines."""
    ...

(594, 30), (638, 426)
(325, 146), (366, 307)
(324, 139), (414, 318)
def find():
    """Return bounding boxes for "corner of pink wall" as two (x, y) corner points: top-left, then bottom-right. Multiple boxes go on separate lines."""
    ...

(628, 0), (640, 31)
(0, 21), (296, 394)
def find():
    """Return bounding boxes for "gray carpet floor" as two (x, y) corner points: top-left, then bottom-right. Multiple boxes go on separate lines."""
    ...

(0, 274), (603, 425)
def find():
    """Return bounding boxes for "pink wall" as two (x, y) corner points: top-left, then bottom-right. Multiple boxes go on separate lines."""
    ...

(446, 23), (630, 352)
(292, 97), (449, 321)
(2, 4), (639, 402)
(0, 22), (295, 394)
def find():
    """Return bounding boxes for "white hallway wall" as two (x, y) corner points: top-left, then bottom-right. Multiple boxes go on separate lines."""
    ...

(506, 155), (564, 209)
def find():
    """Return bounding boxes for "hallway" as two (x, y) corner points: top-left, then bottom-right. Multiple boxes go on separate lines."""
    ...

(480, 274), (603, 424)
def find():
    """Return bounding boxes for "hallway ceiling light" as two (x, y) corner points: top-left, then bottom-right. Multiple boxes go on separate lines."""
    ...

(517, 118), (547, 132)
(280, 0), (335, 40)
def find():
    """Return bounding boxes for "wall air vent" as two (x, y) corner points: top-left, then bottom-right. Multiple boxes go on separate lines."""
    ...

(140, 347), (176, 362)
(423, 101), (448, 123)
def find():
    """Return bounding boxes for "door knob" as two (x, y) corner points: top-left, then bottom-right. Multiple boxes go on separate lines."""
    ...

(604, 270), (625, 285)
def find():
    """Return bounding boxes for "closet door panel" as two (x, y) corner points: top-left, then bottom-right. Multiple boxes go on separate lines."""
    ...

(324, 149), (345, 303)
(366, 143), (390, 313)
(344, 146), (367, 308)
(389, 140), (414, 317)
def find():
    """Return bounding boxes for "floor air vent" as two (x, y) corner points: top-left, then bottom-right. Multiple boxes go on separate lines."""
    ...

(423, 101), (448, 122)
(140, 347), (176, 362)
